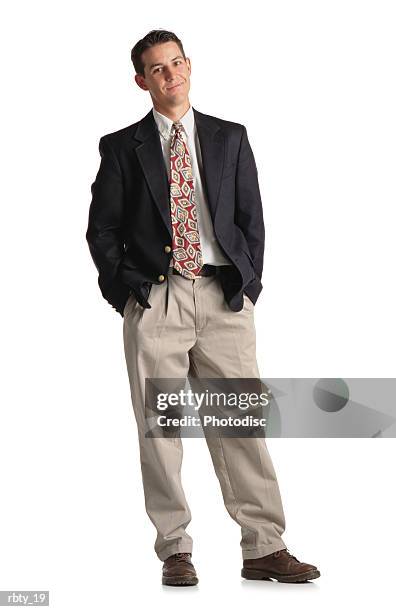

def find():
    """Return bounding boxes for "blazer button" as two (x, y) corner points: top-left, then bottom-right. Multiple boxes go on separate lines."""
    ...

(158, 274), (165, 282)
(164, 245), (172, 253)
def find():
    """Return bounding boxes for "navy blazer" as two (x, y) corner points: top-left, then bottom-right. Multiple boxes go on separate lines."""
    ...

(86, 106), (264, 315)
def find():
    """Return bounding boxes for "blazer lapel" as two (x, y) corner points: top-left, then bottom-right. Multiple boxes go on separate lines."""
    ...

(134, 109), (172, 236)
(192, 107), (224, 221)
(134, 106), (225, 237)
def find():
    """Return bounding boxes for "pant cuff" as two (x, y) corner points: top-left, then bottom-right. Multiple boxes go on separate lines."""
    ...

(242, 540), (287, 560)
(157, 542), (194, 562)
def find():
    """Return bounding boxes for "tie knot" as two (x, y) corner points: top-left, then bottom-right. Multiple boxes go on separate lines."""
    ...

(171, 122), (184, 137)
(170, 122), (186, 145)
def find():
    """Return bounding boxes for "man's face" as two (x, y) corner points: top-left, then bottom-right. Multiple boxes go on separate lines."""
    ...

(135, 41), (191, 107)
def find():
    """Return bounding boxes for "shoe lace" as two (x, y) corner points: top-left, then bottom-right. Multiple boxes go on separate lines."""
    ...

(273, 548), (300, 563)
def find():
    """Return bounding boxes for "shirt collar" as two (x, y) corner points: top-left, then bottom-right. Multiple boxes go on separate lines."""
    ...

(152, 104), (195, 141)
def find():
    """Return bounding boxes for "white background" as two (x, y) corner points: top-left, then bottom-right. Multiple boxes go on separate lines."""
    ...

(1, 1), (395, 610)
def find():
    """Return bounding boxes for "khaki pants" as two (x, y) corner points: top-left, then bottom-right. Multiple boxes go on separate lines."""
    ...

(123, 273), (287, 561)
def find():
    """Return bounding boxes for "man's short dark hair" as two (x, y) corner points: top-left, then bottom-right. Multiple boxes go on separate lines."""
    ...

(131, 29), (186, 76)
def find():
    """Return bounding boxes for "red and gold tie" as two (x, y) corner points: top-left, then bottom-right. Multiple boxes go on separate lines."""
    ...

(168, 121), (203, 279)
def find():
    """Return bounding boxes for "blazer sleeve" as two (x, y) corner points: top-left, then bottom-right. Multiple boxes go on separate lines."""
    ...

(86, 136), (130, 314)
(234, 125), (265, 279)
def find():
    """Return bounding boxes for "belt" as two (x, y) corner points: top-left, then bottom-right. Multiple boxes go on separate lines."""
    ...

(169, 264), (219, 277)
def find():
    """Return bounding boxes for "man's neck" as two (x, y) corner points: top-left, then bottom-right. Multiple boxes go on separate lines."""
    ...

(153, 100), (191, 122)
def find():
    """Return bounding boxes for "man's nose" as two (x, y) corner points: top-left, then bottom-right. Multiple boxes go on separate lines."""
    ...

(164, 66), (178, 79)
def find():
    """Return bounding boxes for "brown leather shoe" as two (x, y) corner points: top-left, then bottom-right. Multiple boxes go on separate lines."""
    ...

(242, 548), (320, 583)
(162, 552), (198, 586)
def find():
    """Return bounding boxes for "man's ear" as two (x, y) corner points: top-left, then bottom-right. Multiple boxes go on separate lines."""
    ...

(135, 73), (149, 91)
(186, 57), (191, 74)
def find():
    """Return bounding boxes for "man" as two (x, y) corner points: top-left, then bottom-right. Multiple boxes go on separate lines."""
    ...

(86, 29), (320, 586)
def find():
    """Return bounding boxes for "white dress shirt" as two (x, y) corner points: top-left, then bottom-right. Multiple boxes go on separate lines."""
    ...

(152, 105), (232, 268)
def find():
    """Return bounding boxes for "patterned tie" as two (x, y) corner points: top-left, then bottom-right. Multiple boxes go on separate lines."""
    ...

(168, 121), (203, 279)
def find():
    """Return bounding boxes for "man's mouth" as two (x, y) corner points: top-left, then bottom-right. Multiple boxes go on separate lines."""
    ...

(166, 82), (183, 91)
